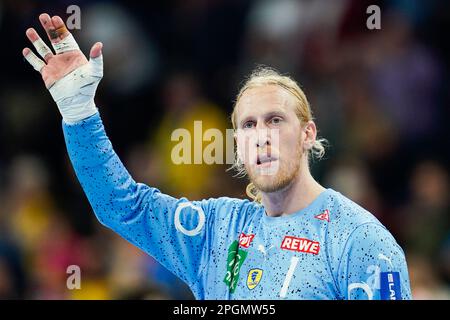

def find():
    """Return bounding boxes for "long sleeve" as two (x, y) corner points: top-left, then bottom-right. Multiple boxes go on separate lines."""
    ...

(62, 112), (217, 296)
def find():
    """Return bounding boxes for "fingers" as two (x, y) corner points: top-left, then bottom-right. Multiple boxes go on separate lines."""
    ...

(38, 13), (78, 54)
(25, 27), (39, 42)
(23, 47), (45, 72)
(39, 13), (60, 43)
(39, 14), (80, 54)
(51, 16), (70, 41)
(26, 28), (53, 62)
(89, 42), (103, 59)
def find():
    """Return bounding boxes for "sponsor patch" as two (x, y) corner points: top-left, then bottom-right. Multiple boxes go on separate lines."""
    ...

(223, 240), (248, 293)
(239, 233), (255, 248)
(380, 272), (402, 300)
(280, 236), (320, 255)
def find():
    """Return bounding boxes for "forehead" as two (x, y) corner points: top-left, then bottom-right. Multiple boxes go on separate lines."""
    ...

(236, 85), (297, 121)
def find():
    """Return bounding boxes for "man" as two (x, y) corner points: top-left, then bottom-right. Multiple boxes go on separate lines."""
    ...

(23, 13), (412, 300)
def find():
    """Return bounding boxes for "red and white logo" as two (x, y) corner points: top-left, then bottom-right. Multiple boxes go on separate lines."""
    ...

(239, 233), (255, 248)
(280, 236), (320, 255)
(315, 209), (330, 222)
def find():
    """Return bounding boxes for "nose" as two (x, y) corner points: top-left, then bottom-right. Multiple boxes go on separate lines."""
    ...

(255, 122), (271, 148)
(256, 138), (270, 148)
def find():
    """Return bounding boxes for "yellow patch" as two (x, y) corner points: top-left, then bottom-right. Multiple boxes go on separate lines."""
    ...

(247, 269), (263, 290)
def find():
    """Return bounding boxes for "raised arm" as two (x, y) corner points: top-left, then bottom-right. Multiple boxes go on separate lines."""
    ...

(23, 14), (219, 296)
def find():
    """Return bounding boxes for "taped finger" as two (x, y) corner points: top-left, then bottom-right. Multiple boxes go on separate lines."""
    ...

(24, 49), (46, 72)
(51, 16), (71, 40)
(52, 33), (80, 54)
(32, 37), (53, 60)
(89, 54), (103, 77)
(49, 26), (69, 40)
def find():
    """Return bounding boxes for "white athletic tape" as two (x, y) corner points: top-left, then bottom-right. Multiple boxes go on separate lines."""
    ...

(49, 55), (103, 124)
(24, 50), (45, 72)
(32, 38), (53, 59)
(52, 33), (80, 54)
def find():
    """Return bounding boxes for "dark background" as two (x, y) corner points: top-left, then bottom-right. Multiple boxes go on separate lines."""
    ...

(0, 0), (449, 299)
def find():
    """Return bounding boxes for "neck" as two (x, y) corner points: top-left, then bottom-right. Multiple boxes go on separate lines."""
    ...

(261, 163), (325, 217)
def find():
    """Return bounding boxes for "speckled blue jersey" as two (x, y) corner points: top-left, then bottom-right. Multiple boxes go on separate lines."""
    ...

(63, 113), (412, 300)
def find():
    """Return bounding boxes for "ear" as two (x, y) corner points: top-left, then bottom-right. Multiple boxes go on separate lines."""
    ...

(302, 121), (317, 151)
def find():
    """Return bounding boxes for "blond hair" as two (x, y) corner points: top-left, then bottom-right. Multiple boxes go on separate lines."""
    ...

(230, 66), (327, 202)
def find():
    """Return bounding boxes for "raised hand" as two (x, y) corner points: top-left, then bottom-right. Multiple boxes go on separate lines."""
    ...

(23, 13), (102, 89)
(23, 13), (104, 123)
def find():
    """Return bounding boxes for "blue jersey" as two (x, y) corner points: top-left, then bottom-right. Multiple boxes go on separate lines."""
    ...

(63, 113), (412, 300)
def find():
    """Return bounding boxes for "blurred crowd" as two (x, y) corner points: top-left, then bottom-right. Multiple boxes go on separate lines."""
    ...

(0, 0), (449, 299)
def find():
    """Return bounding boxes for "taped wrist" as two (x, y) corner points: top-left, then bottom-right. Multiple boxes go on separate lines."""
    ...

(49, 55), (103, 124)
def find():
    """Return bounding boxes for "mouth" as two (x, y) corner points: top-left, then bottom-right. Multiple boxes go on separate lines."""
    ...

(256, 154), (278, 167)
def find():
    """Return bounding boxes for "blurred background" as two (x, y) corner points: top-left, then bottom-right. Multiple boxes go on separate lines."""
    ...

(0, 0), (449, 299)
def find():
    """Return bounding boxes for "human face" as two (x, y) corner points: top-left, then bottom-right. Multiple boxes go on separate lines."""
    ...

(235, 85), (306, 192)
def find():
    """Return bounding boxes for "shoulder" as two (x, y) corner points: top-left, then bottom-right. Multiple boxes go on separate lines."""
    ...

(325, 189), (384, 235)
(191, 196), (262, 242)
(193, 196), (262, 221)
(324, 189), (401, 255)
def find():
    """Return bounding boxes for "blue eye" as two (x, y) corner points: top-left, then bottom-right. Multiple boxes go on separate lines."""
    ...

(270, 117), (282, 125)
(243, 121), (255, 129)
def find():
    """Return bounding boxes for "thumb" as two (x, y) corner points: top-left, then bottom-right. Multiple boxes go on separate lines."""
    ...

(89, 42), (103, 59)
(89, 42), (103, 77)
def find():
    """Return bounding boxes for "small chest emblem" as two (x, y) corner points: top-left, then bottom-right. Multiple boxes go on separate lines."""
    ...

(247, 268), (263, 290)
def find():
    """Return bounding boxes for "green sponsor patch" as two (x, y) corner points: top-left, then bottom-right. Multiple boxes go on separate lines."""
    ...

(223, 240), (248, 293)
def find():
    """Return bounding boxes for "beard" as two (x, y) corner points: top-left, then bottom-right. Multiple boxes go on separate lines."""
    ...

(246, 142), (303, 193)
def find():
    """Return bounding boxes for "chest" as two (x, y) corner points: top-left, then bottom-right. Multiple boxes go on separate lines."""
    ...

(208, 220), (339, 299)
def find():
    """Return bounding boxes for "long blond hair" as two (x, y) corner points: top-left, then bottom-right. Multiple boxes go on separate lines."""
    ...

(230, 66), (327, 202)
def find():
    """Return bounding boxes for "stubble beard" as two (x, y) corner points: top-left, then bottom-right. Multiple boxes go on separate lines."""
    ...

(247, 144), (303, 193)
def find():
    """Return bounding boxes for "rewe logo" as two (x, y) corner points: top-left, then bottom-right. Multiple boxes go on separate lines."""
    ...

(314, 209), (330, 222)
(239, 233), (255, 248)
(280, 236), (320, 255)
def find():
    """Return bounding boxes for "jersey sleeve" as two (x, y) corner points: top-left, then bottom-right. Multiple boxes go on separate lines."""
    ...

(62, 112), (218, 293)
(337, 222), (412, 300)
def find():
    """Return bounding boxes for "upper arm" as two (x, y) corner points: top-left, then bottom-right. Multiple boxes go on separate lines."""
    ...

(104, 185), (218, 290)
(62, 113), (220, 290)
(337, 223), (412, 300)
